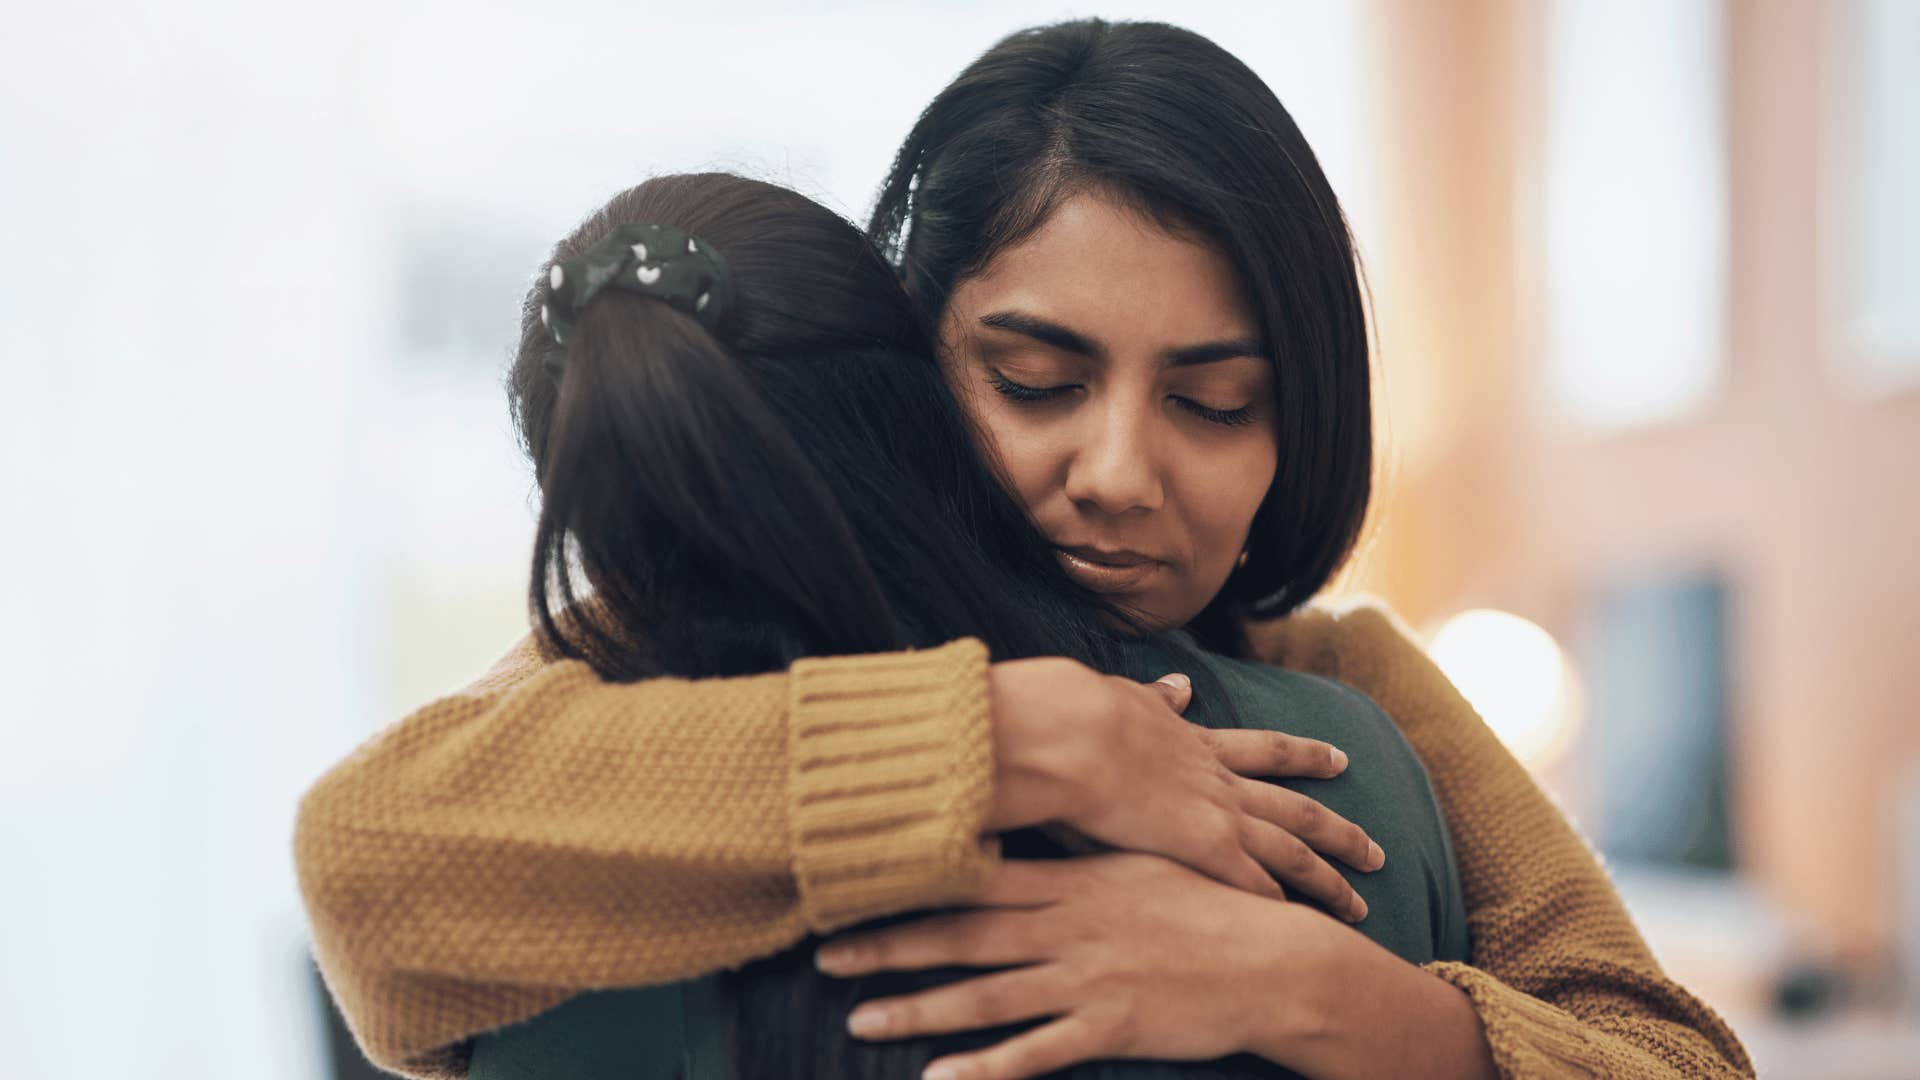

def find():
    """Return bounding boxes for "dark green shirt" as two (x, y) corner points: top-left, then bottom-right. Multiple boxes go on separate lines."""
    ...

(469, 644), (1467, 1078)
(1134, 637), (1470, 964)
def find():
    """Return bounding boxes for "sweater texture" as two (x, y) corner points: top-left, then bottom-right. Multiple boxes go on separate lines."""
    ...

(294, 599), (1754, 1079)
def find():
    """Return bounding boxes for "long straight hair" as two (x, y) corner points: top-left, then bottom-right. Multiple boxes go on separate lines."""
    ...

(506, 173), (1284, 1078)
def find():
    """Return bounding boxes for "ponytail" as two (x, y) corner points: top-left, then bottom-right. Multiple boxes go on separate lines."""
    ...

(530, 286), (902, 681)
(509, 174), (1145, 684)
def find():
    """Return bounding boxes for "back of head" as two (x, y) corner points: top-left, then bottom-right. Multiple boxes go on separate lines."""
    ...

(870, 19), (1375, 645)
(512, 172), (1133, 681)
(510, 173), (921, 677)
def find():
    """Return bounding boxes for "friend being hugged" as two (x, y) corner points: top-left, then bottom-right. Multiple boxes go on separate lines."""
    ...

(295, 18), (1754, 1080)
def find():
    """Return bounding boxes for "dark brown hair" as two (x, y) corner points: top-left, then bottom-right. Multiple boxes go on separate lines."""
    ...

(870, 18), (1374, 648)
(511, 173), (920, 677)
(507, 171), (1141, 679)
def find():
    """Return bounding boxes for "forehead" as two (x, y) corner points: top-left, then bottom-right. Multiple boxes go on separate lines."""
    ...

(955, 191), (1256, 345)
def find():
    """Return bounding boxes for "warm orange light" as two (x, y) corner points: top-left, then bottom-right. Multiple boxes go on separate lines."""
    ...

(1429, 609), (1584, 770)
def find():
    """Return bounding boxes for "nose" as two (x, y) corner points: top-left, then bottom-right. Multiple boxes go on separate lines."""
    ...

(1062, 396), (1165, 516)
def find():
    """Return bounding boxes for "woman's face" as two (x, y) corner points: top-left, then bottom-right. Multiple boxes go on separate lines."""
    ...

(938, 191), (1277, 631)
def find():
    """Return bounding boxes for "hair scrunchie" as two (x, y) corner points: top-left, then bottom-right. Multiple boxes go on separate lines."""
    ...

(540, 222), (734, 349)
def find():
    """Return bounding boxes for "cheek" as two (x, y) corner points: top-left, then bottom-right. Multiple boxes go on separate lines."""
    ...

(943, 365), (1058, 515)
(1187, 436), (1278, 561)
(979, 412), (1066, 515)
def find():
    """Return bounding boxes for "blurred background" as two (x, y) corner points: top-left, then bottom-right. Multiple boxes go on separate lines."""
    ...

(1, 0), (1914, 1076)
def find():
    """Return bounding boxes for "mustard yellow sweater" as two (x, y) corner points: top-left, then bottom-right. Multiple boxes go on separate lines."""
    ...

(295, 600), (1754, 1079)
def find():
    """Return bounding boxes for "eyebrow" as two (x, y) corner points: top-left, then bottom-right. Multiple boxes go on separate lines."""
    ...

(976, 310), (1264, 368)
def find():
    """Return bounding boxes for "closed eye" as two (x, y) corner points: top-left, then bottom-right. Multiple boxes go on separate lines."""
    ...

(990, 369), (1256, 427)
(987, 369), (1077, 403)
(1174, 397), (1258, 427)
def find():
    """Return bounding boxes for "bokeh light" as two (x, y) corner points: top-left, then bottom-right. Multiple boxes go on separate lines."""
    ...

(1428, 609), (1583, 770)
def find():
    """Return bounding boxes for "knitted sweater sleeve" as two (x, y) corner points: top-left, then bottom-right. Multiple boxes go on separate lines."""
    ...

(1245, 601), (1755, 1079)
(294, 635), (997, 1080)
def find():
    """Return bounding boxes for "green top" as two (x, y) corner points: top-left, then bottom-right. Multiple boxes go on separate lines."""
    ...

(468, 643), (1467, 1078)
(1145, 638), (1470, 964)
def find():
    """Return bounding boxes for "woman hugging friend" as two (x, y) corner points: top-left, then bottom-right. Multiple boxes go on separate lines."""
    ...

(296, 18), (1753, 1080)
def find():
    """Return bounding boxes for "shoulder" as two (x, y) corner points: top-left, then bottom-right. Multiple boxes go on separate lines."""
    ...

(1241, 594), (1427, 681)
(1288, 668), (1431, 781)
(462, 630), (556, 696)
(462, 596), (627, 696)
(1206, 647), (1395, 728)
(1199, 646), (1427, 779)
(1240, 596), (1489, 746)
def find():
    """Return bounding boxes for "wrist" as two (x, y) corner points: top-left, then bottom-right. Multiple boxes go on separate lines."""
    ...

(984, 659), (1093, 830)
(1246, 911), (1495, 1080)
(1243, 904), (1351, 1064)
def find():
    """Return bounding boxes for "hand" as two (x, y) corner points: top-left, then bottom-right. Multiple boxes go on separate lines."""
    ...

(986, 657), (1384, 919)
(815, 853), (1339, 1080)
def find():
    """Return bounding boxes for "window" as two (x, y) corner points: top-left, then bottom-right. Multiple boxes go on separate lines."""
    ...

(1541, 0), (1728, 432)
(1836, 0), (1920, 393)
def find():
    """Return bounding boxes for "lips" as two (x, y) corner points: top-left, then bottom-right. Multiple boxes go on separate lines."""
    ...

(1053, 544), (1164, 594)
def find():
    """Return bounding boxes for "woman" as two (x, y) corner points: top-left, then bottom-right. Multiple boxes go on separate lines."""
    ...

(296, 18), (1752, 1080)
(456, 170), (1467, 1079)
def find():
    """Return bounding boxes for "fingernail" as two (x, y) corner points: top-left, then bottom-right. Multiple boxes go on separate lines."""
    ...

(816, 945), (863, 974)
(1159, 672), (1191, 691)
(924, 1062), (961, 1080)
(1368, 841), (1386, 870)
(1350, 896), (1369, 922)
(848, 1005), (889, 1038)
(1330, 748), (1349, 773)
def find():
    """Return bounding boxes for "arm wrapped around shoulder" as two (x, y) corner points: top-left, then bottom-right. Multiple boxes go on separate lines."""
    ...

(294, 635), (997, 1078)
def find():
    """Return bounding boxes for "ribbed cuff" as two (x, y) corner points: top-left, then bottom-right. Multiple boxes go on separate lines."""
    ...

(1424, 961), (1608, 1079)
(787, 638), (999, 933)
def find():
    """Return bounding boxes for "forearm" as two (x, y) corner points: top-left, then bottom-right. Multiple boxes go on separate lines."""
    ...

(1251, 915), (1495, 1080)
(295, 636), (997, 1075)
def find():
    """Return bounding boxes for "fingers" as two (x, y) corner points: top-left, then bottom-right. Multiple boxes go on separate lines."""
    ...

(1237, 779), (1385, 874)
(1242, 817), (1369, 923)
(1150, 672), (1193, 714)
(817, 910), (1045, 976)
(1163, 801), (1281, 900)
(1203, 728), (1348, 779)
(1216, 848), (1288, 901)
(845, 965), (1065, 1043)
(921, 1014), (1103, 1080)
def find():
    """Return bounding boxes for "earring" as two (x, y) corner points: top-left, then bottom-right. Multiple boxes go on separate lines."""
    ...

(1236, 549), (1249, 569)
